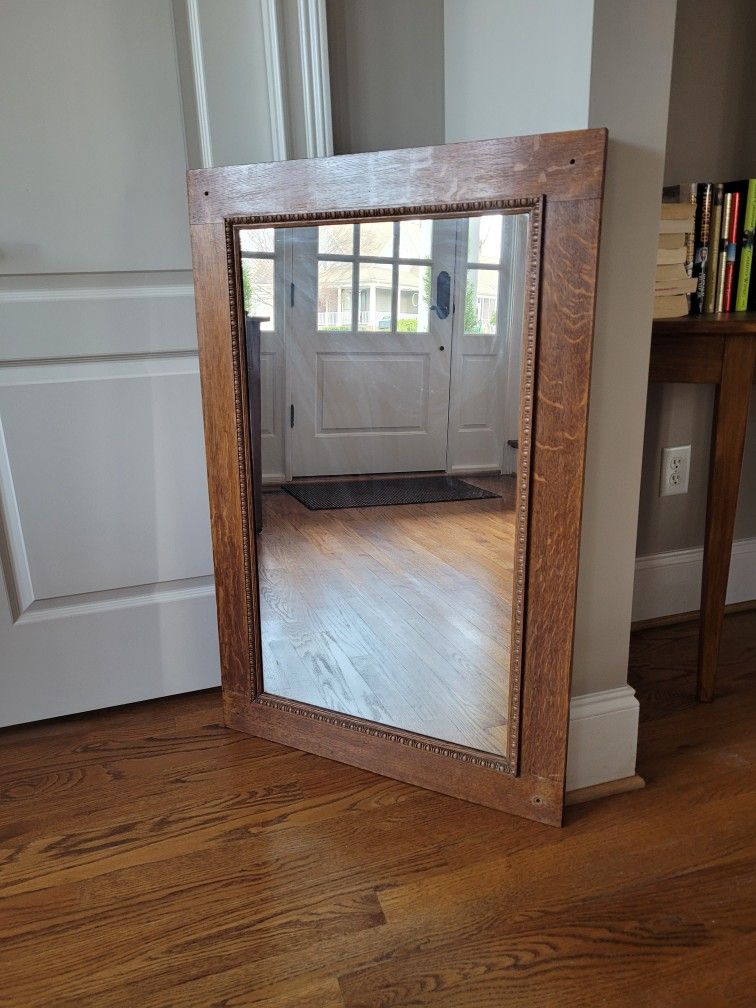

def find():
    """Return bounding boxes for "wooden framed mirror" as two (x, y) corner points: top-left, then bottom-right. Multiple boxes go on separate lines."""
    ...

(188, 129), (607, 825)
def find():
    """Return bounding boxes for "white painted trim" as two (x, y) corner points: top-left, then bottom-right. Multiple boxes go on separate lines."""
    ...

(0, 416), (35, 614)
(633, 536), (756, 623)
(567, 685), (639, 792)
(262, 472), (287, 485)
(0, 285), (195, 304)
(186, 0), (213, 168)
(16, 576), (214, 624)
(297, 0), (333, 157)
(448, 464), (502, 475)
(261, 0), (288, 161)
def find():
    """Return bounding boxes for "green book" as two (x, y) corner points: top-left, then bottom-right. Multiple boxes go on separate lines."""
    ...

(735, 179), (756, 311)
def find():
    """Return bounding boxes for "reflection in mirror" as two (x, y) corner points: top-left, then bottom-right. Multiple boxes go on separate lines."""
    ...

(240, 212), (530, 759)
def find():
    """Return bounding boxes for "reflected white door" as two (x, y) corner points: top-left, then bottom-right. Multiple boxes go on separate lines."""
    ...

(447, 213), (529, 475)
(288, 220), (457, 477)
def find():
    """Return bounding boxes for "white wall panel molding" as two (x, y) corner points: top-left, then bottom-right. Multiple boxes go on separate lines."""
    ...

(0, 283), (198, 362)
(0, 284), (195, 304)
(262, 0), (289, 160)
(0, 356), (212, 619)
(16, 575), (214, 625)
(0, 416), (35, 615)
(567, 685), (640, 792)
(296, 0), (334, 157)
(186, 0), (214, 167)
(633, 537), (756, 623)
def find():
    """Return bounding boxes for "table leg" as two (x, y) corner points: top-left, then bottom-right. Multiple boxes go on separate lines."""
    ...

(698, 335), (756, 701)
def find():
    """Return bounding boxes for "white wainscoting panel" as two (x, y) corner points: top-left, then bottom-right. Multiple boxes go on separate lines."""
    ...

(0, 0), (191, 274)
(0, 281), (197, 361)
(0, 281), (220, 728)
(0, 357), (211, 604)
(633, 537), (756, 623)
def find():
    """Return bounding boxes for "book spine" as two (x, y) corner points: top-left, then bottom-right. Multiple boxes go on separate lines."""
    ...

(735, 179), (756, 311)
(704, 183), (724, 314)
(691, 183), (713, 313)
(722, 190), (741, 311)
(715, 193), (732, 313)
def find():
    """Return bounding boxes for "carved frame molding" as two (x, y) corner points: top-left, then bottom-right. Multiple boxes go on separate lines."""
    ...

(222, 196), (542, 774)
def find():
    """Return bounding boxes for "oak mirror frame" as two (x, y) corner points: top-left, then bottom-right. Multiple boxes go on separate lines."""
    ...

(188, 129), (607, 826)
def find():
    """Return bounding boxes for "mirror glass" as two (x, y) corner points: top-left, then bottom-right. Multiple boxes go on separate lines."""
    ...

(240, 211), (530, 758)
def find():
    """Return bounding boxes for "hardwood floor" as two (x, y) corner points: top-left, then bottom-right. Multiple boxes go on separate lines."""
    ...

(1, 611), (754, 1006)
(258, 476), (515, 755)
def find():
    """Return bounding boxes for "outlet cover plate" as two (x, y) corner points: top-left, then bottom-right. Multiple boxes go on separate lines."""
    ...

(660, 444), (691, 497)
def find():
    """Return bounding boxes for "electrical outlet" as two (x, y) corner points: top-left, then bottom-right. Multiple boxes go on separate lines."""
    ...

(660, 444), (691, 497)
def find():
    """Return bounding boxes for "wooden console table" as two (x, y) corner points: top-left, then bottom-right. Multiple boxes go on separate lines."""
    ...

(649, 311), (756, 701)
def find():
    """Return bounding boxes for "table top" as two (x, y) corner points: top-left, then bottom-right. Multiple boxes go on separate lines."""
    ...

(652, 311), (756, 337)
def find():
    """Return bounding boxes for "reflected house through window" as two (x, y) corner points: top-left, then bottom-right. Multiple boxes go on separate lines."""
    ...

(239, 211), (530, 760)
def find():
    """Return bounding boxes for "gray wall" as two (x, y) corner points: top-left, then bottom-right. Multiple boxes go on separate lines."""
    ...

(636, 0), (756, 558)
(664, 0), (756, 186)
(444, 0), (594, 139)
(328, 0), (678, 699)
(327, 0), (445, 153)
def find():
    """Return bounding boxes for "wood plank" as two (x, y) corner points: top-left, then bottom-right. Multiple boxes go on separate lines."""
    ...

(187, 130), (607, 225)
(697, 334), (756, 700)
(190, 131), (607, 822)
(652, 310), (756, 337)
(1, 609), (755, 1005)
(648, 332), (724, 383)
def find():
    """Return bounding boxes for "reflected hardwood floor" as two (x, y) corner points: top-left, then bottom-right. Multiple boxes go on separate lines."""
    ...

(257, 475), (515, 755)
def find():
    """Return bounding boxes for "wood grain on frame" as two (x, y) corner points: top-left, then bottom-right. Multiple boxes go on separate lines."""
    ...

(188, 128), (607, 825)
(188, 131), (606, 225)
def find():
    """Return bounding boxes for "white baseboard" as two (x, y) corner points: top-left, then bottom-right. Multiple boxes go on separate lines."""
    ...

(633, 536), (756, 623)
(567, 685), (639, 792)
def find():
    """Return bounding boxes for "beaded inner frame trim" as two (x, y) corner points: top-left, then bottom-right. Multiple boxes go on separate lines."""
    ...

(223, 196), (543, 775)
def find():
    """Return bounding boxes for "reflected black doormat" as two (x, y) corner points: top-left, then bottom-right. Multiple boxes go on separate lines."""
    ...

(282, 476), (500, 511)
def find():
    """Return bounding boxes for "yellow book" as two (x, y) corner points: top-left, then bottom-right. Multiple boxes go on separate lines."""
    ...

(659, 218), (695, 234)
(660, 203), (697, 220)
(658, 233), (686, 249)
(654, 278), (698, 295)
(655, 263), (688, 282)
(653, 294), (689, 318)
(657, 246), (687, 265)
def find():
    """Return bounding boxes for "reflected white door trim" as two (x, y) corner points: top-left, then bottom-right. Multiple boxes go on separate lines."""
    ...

(446, 213), (529, 476)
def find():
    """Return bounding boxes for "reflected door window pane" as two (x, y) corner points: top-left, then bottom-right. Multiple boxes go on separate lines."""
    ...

(399, 219), (432, 260)
(397, 264), (431, 332)
(240, 227), (275, 254)
(242, 257), (275, 330)
(358, 262), (394, 330)
(358, 221), (395, 258)
(318, 224), (354, 256)
(465, 269), (499, 334)
(318, 260), (354, 330)
(467, 215), (503, 264)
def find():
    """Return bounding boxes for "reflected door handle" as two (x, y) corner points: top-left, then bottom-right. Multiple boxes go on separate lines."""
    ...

(430, 271), (451, 319)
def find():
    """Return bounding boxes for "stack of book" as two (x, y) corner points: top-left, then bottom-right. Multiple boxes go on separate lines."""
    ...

(661, 179), (756, 317)
(656, 200), (697, 318)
